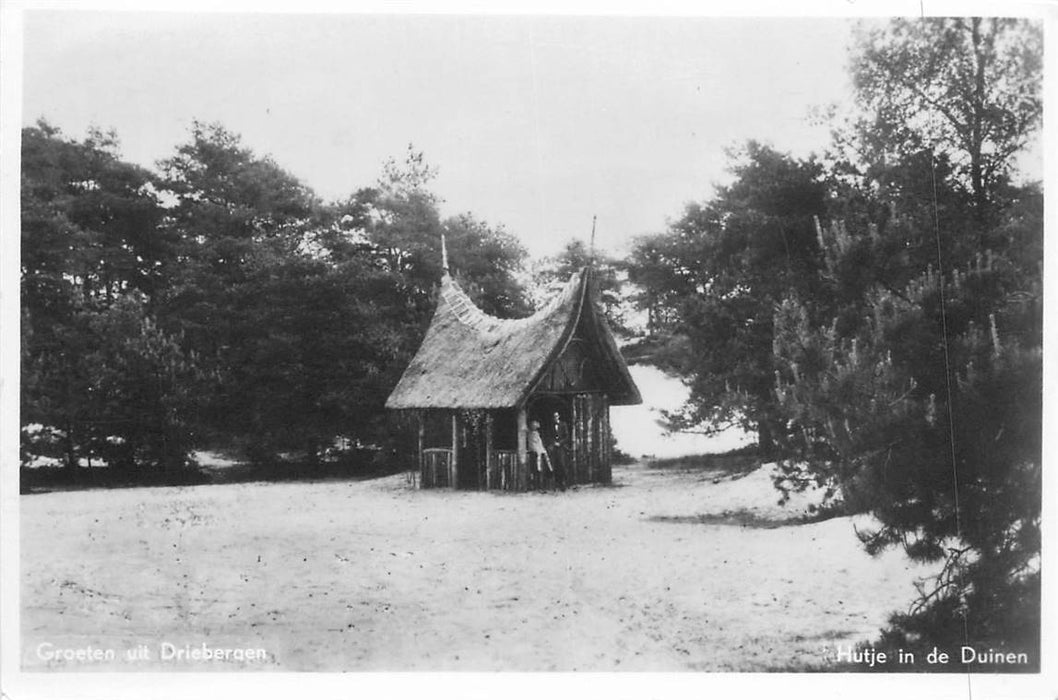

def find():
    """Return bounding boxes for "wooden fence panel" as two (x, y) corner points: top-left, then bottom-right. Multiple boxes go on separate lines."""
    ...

(491, 450), (517, 491)
(422, 448), (452, 488)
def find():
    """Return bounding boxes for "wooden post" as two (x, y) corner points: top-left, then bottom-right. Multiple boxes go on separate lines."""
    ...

(602, 400), (612, 483)
(570, 397), (578, 485)
(451, 411), (459, 489)
(574, 396), (584, 484)
(594, 400), (601, 483)
(590, 395), (596, 482)
(516, 405), (528, 492)
(417, 411), (425, 488)
(585, 396), (593, 483)
(485, 413), (494, 490)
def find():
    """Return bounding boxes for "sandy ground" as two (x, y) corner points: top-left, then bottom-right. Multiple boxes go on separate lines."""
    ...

(21, 459), (937, 672)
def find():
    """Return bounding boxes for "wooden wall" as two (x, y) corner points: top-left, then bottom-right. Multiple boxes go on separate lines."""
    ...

(569, 393), (611, 485)
(416, 395), (613, 491)
(421, 448), (453, 488)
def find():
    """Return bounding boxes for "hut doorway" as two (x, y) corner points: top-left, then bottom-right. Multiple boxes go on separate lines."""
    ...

(528, 394), (570, 435)
(528, 392), (611, 486)
(528, 394), (571, 488)
(457, 412), (489, 490)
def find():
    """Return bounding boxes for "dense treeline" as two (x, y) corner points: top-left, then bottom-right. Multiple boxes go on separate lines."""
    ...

(625, 18), (1042, 666)
(21, 125), (533, 478)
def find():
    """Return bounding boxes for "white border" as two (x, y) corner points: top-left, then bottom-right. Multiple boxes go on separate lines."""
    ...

(1, 2), (1055, 699)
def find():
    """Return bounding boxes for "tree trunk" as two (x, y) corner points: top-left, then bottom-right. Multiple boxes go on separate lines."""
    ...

(305, 438), (320, 466)
(64, 419), (77, 471)
(757, 420), (775, 459)
(969, 17), (989, 225)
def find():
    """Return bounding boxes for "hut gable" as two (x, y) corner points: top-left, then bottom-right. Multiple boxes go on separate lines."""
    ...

(385, 267), (641, 410)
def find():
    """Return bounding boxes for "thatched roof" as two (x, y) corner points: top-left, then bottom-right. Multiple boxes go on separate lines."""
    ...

(385, 267), (641, 409)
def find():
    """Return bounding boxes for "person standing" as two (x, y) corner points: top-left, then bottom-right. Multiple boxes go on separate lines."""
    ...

(551, 411), (570, 491)
(526, 420), (553, 490)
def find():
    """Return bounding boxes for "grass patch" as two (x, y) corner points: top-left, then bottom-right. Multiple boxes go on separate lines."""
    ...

(206, 458), (400, 485)
(20, 465), (211, 494)
(645, 448), (759, 477)
(648, 507), (824, 529)
(20, 449), (402, 494)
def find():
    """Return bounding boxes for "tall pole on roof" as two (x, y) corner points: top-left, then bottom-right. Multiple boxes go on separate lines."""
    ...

(441, 232), (449, 274)
(589, 214), (597, 267)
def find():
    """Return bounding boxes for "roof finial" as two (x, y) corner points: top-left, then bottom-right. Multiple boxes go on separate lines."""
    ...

(589, 215), (597, 266)
(441, 232), (449, 274)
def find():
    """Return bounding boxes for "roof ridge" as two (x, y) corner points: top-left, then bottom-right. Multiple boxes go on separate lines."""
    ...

(386, 266), (641, 409)
(441, 271), (582, 333)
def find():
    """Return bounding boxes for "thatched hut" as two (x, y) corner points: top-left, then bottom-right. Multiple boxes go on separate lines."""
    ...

(385, 266), (641, 491)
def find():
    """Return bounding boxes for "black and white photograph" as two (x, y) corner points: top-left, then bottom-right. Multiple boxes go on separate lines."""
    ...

(1, 2), (1054, 698)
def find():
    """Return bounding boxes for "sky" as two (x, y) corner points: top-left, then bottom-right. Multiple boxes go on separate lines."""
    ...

(19, 11), (868, 258)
